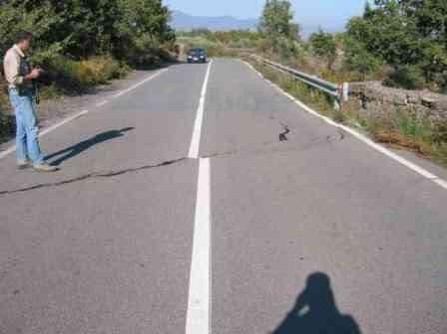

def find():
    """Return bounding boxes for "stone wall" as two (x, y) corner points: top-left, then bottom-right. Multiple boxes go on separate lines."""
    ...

(348, 81), (447, 122)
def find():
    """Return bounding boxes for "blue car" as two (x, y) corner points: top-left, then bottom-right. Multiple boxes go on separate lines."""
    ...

(187, 48), (207, 63)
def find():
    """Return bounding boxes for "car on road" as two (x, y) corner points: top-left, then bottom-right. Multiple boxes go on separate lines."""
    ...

(187, 48), (207, 63)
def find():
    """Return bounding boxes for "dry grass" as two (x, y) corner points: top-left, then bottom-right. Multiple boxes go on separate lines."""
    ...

(372, 130), (429, 154)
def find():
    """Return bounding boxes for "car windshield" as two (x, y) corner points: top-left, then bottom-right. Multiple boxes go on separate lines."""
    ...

(189, 49), (205, 55)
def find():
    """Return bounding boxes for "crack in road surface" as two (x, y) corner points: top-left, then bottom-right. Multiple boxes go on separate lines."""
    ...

(0, 129), (346, 196)
(279, 122), (291, 142)
(203, 130), (346, 160)
(0, 158), (187, 196)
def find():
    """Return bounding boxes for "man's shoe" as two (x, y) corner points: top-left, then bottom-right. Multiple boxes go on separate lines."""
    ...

(17, 160), (30, 170)
(33, 163), (59, 172)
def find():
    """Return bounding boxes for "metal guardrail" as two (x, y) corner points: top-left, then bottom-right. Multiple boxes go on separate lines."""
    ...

(250, 55), (349, 109)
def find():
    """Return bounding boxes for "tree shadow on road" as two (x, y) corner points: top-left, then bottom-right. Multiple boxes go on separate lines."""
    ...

(45, 127), (134, 166)
(272, 272), (361, 334)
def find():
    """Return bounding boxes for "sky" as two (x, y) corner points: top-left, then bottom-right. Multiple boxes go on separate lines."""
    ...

(165, 0), (367, 29)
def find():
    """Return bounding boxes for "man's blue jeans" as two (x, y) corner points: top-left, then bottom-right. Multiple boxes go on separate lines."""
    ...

(9, 88), (44, 164)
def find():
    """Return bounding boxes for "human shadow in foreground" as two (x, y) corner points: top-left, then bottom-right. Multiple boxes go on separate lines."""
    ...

(45, 127), (134, 166)
(273, 273), (361, 334)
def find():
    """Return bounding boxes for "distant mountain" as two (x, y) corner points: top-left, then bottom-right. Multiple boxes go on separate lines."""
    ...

(170, 10), (258, 31)
(169, 10), (344, 37)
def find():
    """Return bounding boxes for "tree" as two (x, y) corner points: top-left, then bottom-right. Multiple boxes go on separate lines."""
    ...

(344, 0), (447, 90)
(0, 0), (175, 64)
(3, 0), (124, 58)
(258, 0), (301, 58)
(309, 29), (337, 70)
(0, 1), (60, 58)
(116, 0), (174, 63)
(402, 0), (447, 43)
(403, 0), (447, 88)
(259, 0), (300, 41)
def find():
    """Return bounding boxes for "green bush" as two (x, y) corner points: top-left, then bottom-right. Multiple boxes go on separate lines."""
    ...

(179, 36), (218, 52)
(309, 29), (337, 69)
(384, 65), (426, 90)
(344, 1), (446, 92)
(433, 120), (447, 145)
(87, 57), (125, 83)
(343, 37), (383, 78)
(392, 111), (432, 140)
(42, 56), (128, 93)
(228, 38), (256, 49)
(0, 0), (174, 63)
(0, 110), (14, 141)
(276, 36), (302, 59)
(0, 83), (12, 139)
(120, 34), (175, 67)
(434, 72), (447, 94)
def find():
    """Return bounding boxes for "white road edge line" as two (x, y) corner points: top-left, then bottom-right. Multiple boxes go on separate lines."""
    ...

(0, 109), (89, 161)
(96, 100), (108, 107)
(0, 68), (169, 161)
(242, 60), (447, 191)
(112, 68), (168, 99)
(189, 61), (213, 159)
(186, 158), (211, 334)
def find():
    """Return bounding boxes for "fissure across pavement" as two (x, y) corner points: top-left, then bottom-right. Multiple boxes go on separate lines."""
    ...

(0, 128), (346, 197)
(0, 157), (187, 196)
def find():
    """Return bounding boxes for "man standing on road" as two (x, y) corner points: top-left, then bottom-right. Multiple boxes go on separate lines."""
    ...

(3, 31), (57, 172)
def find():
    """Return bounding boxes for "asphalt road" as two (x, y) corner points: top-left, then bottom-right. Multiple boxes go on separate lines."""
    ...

(1, 59), (446, 334)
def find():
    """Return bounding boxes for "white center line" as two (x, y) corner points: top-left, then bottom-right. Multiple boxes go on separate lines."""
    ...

(189, 61), (213, 159)
(186, 158), (211, 334)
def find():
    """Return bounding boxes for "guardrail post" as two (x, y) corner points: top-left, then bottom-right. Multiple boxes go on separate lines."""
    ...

(333, 98), (340, 111)
(343, 82), (349, 102)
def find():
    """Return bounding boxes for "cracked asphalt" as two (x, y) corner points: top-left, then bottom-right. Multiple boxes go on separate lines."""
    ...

(1, 59), (447, 334)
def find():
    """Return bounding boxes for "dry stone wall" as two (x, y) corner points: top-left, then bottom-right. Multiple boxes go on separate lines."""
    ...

(348, 81), (447, 122)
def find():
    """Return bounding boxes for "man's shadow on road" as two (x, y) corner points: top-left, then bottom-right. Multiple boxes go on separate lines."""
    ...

(273, 272), (361, 334)
(45, 127), (134, 166)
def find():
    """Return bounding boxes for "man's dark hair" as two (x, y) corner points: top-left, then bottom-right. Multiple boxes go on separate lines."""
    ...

(15, 31), (33, 44)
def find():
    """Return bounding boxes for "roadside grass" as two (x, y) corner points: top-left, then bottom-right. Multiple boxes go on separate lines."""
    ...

(249, 59), (447, 167)
(366, 113), (447, 166)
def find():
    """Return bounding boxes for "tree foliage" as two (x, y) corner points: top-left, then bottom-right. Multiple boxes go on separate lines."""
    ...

(179, 29), (261, 47)
(0, 0), (175, 122)
(345, 0), (447, 90)
(259, 0), (301, 57)
(259, 0), (299, 40)
(309, 29), (337, 69)
(0, 0), (174, 64)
